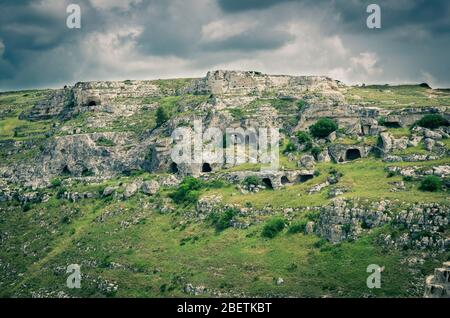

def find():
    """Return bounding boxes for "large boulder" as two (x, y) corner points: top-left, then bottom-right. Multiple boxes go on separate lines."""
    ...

(141, 180), (160, 195)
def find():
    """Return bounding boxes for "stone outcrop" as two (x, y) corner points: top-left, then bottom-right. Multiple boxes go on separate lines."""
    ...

(424, 262), (450, 298)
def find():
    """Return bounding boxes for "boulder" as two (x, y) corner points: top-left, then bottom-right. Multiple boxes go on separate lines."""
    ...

(141, 180), (160, 195)
(103, 186), (116, 197)
(124, 182), (139, 199)
(424, 138), (435, 151)
(300, 155), (316, 169)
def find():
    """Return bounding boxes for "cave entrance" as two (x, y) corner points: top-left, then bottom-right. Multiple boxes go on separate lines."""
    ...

(384, 122), (401, 128)
(262, 178), (273, 189)
(202, 163), (212, 173)
(170, 162), (179, 173)
(61, 165), (71, 176)
(345, 149), (361, 161)
(281, 176), (290, 185)
(297, 174), (314, 183)
(87, 100), (98, 106)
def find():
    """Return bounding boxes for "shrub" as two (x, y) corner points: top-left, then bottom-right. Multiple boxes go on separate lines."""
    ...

(415, 114), (449, 129)
(283, 140), (297, 154)
(50, 178), (62, 187)
(156, 106), (170, 127)
(96, 137), (116, 147)
(169, 177), (203, 205)
(296, 131), (311, 144)
(311, 147), (322, 159)
(262, 218), (286, 238)
(243, 176), (260, 187)
(297, 100), (307, 112)
(210, 208), (237, 231)
(287, 220), (308, 234)
(309, 118), (338, 138)
(419, 176), (442, 192)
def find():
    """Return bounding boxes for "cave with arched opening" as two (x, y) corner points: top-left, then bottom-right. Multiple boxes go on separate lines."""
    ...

(297, 174), (314, 183)
(262, 178), (273, 189)
(61, 165), (71, 176)
(281, 176), (290, 185)
(202, 163), (212, 173)
(87, 100), (98, 106)
(170, 162), (179, 173)
(345, 149), (361, 161)
(384, 122), (401, 128)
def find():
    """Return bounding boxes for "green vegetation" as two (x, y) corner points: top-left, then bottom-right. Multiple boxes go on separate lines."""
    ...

(344, 85), (450, 109)
(419, 176), (442, 192)
(209, 208), (238, 232)
(96, 137), (116, 147)
(309, 118), (338, 139)
(169, 176), (203, 206)
(156, 106), (170, 127)
(283, 140), (296, 154)
(262, 218), (286, 238)
(287, 220), (308, 235)
(296, 131), (312, 150)
(415, 114), (449, 129)
(242, 176), (260, 187)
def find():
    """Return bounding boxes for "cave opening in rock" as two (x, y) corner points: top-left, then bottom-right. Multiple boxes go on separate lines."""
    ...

(262, 178), (273, 189)
(281, 176), (290, 185)
(384, 122), (401, 128)
(87, 100), (98, 106)
(297, 174), (314, 183)
(170, 162), (179, 173)
(202, 163), (212, 173)
(61, 165), (71, 176)
(346, 149), (361, 161)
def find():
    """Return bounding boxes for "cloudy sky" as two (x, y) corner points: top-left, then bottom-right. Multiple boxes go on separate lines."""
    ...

(0, 0), (449, 91)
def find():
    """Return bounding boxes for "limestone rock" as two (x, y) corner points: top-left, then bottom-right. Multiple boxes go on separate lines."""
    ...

(424, 262), (450, 298)
(141, 180), (160, 195)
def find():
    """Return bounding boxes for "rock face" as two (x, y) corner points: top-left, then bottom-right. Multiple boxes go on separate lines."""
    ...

(1, 69), (449, 190)
(316, 199), (449, 248)
(424, 262), (450, 298)
(328, 144), (370, 163)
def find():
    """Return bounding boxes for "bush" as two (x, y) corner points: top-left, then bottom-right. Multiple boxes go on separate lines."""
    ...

(287, 220), (308, 234)
(243, 176), (260, 187)
(96, 137), (116, 147)
(156, 106), (170, 127)
(296, 131), (311, 144)
(210, 208), (237, 231)
(311, 147), (322, 159)
(283, 140), (297, 154)
(419, 176), (442, 192)
(415, 114), (449, 129)
(262, 218), (286, 238)
(309, 118), (338, 138)
(50, 178), (62, 187)
(169, 177), (203, 205)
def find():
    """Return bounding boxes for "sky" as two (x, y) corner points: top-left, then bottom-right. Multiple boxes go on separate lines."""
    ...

(0, 0), (449, 91)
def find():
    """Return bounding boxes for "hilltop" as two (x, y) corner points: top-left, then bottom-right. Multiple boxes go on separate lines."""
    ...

(0, 70), (449, 298)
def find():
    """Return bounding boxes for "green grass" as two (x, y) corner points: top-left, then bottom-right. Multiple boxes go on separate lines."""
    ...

(208, 158), (449, 209)
(344, 85), (450, 109)
(1, 192), (446, 298)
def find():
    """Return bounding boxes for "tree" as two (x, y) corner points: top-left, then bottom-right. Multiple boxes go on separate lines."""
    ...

(156, 106), (169, 127)
(309, 118), (338, 138)
(415, 114), (449, 129)
(419, 176), (442, 192)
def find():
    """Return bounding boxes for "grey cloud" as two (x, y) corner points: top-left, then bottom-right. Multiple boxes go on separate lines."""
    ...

(0, 0), (449, 90)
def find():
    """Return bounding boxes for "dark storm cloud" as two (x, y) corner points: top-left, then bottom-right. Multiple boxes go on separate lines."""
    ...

(216, 0), (296, 12)
(0, 0), (449, 90)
